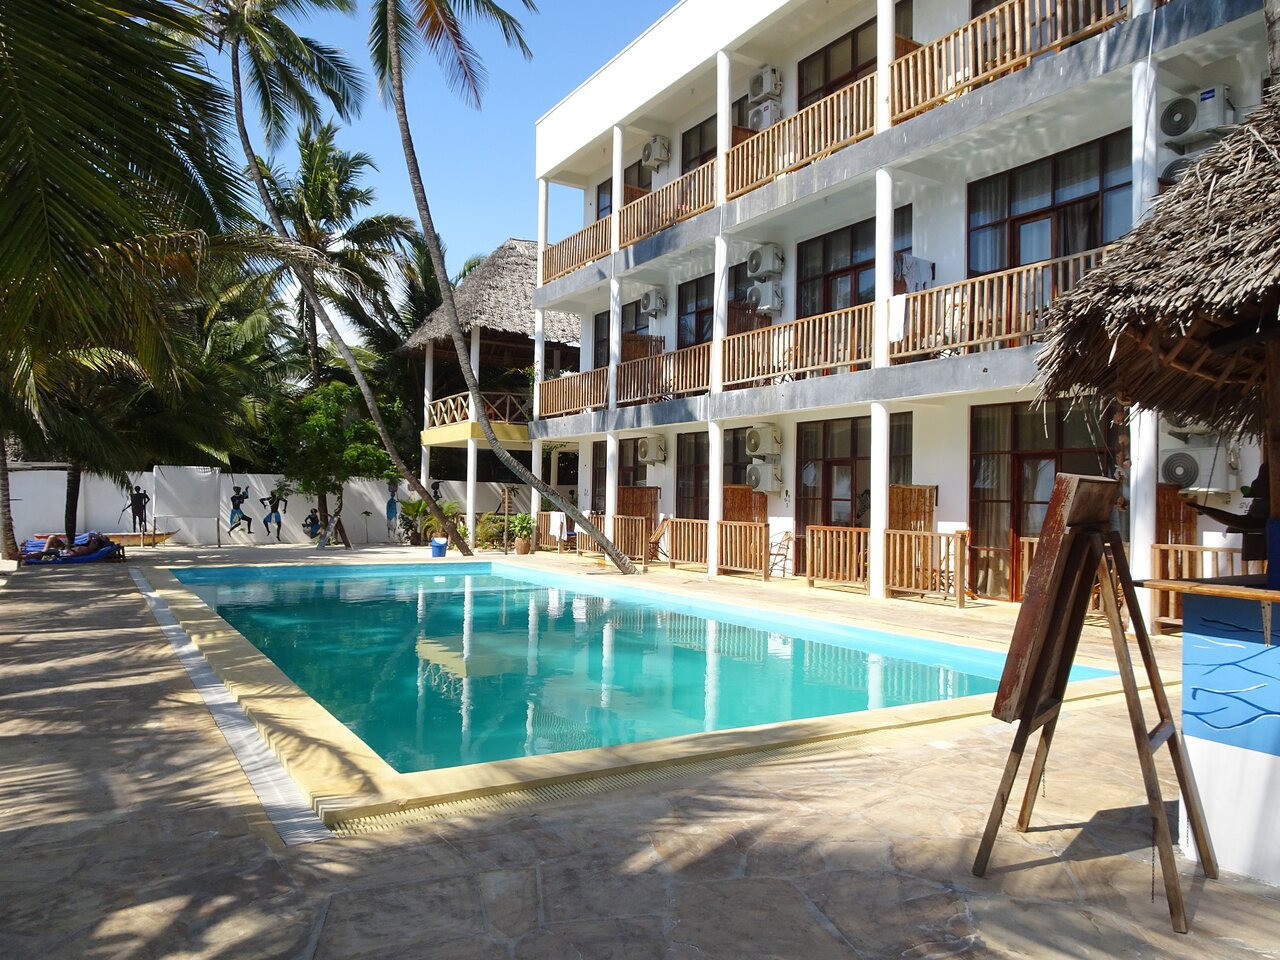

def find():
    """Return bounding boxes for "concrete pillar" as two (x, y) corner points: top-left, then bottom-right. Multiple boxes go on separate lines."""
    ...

(533, 308), (545, 421)
(708, 420), (724, 576)
(530, 438), (542, 517)
(869, 402), (891, 598)
(461, 575), (474, 759)
(536, 178), (548, 286)
(611, 125), (624, 252)
(420, 341), (434, 486)
(711, 235), (729, 394)
(605, 431), (619, 539)
(608, 278), (622, 410)
(1132, 49), (1160, 226)
(1132, 0), (1153, 16)
(875, 0), (894, 134)
(527, 592), (539, 676)
(465, 326), (482, 548)
(872, 167), (894, 370)
(715, 50), (731, 206)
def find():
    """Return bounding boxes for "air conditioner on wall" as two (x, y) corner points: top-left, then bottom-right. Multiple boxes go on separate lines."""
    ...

(749, 98), (783, 132)
(637, 436), (666, 464)
(639, 288), (667, 316)
(745, 424), (782, 459)
(747, 280), (783, 314)
(747, 243), (785, 279)
(746, 461), (782, 494)
(749, 65), (782, 103)
(1160, 448), (1237, 493)
(641, 135), (671, 169)
(1160, 86), (1234, 144)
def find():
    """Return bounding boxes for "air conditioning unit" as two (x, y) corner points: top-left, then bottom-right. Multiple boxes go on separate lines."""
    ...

(637, 435), (666, 464)
(745, 424), (782, 459)
(1160, 447), (1237, 492)
(746, 461), (782, 494)
(749, 65), (782, 103)
(747, 279), (783, 314)
(641, 135), (671, 169)
(639, 288), (667, 316)
(747, 243), (785, 279)
(748, 97), (783, 132)
(1160, 143), (1212, 185)
(1160, 86), (1234, 144)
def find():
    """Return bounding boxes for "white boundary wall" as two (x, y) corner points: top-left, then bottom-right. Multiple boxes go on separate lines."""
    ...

(6, 467), (516, 546)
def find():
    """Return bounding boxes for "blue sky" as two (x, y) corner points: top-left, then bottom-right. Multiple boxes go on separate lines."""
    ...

(227, 1), (673, 278)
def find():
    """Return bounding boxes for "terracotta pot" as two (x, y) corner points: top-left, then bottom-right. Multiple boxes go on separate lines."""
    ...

(514, 537), (531, 555)
(408, 531), (422, 546)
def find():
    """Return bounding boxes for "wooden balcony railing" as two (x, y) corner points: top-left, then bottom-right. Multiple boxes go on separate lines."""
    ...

(538, 367), (608, 418)
(723, 304), (874, 387)
(805, 526), (870, 589)
(576, 513), (607, 557)
(717, 521), (770, 580)
(891, 0), (1128, 123)
(890, 246), (1108, 363)
(542, 217), (611, 283)
(620, 160), (715, 247)
(666, 518), (708, 569)
(616, 343), (711, 405)
(1149, 544), (1266, 634)
(727, 75), (876, 199)
(612, 515), (651, 569)
(427, 391), (532, 428)
(886, 530), (968, 608)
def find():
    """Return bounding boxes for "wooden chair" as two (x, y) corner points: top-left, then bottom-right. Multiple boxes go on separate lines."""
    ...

(769, 531), (793, 577)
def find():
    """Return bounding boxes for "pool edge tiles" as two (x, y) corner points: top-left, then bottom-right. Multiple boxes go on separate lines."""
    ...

(156, 562), (1129, 829)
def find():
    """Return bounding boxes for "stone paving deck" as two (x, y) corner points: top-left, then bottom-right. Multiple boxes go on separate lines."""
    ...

(2, 547), (1279, 959)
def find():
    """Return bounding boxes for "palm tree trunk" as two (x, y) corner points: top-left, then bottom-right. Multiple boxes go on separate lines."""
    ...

(383, 0), (637, 574)
(229, 39), (470, 555)
(64, 463), (81, 545)
(0, 435), (18, 561)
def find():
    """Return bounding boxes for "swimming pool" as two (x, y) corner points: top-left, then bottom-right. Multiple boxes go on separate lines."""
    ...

(176, 563), (1108, 775)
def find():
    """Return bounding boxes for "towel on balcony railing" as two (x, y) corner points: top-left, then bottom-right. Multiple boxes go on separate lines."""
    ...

(549, 511), (569, 540)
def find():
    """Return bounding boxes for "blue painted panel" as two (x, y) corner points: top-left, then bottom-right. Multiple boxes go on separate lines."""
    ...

(1183, 594), (1280, 756)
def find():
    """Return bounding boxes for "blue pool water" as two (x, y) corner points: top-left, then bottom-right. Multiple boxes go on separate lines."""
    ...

(176, 563), (1109, 774)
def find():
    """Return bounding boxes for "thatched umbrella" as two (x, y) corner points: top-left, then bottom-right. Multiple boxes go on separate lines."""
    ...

(1038, 86), (1280, 516)
(405, 238), (578, 349)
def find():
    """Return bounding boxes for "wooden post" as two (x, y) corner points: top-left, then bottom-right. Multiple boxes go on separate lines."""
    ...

(955, 530), (968, 609)
(1265, 340), (1280, 522)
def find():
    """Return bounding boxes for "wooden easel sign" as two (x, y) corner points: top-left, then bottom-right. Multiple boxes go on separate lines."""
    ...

(973, 474), (1217, 934)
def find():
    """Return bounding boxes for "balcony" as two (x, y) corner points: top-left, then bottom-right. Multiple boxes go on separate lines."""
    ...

(616, 343), (711, 405)
(722, 304), (875, 387)
(539, 367), (608, 418)
(620, 160), (716, 247)
(427, 391), (532, 428)
(889, 247), (1108, 363)
(890, 0), (1128, 123)
(727, 75), (877, 199)
(542, 217), (611, 283)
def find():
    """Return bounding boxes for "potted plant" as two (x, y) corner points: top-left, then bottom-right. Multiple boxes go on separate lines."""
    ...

(510, 513), (535, 555)
(398, 499), (431, 546)
(425, 500), (464, 556)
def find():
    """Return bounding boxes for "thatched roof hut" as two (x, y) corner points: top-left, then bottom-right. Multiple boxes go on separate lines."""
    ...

(404, 238), (579, 349)
(1038, 91), (1280, 437)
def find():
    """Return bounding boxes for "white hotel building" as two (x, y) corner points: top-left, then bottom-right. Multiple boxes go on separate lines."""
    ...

(523, 0), (1266, 604)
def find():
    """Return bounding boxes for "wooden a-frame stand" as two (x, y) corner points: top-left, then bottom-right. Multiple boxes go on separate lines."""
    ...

(972, 474), (1218, 934)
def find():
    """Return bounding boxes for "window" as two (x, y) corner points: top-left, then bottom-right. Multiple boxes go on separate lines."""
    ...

(967, 130), (1132, 275)
(681, 114), (717, 173)
(677, 274), (715, 348)
(797, 207), (912, 318)
(677, 432), (710, 519)
(622, 300), (647, 337)
(732, 94), (750, 129)
(622, 160), (652, 206)
(592, 310), (609, 369)
(596, 179), (612, 221)
(590, 439), (647, 513)
(724, 428), (752, 486)
(797, 3), (910, 110)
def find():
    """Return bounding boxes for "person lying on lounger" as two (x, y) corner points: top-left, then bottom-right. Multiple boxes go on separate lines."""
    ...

(62, 533), (108, 558)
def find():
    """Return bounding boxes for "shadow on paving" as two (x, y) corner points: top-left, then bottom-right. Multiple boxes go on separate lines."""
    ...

(3, 564), (1280, 959)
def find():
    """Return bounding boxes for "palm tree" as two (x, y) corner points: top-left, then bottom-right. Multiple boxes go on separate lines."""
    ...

(1, 0), (246, 558)
(205, 0), (472, 553)
(373, 0), (638, 574)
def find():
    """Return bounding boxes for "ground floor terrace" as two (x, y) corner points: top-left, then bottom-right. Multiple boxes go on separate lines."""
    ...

(3, 546), (1278, 958)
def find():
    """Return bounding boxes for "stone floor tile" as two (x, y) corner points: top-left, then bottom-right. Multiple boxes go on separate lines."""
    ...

(538, 848), (669, 924)
(315, 875), (486, 959)
(513, 917), (667, 960)
(478, 868), (539, 938)
(670, 878), (854, 959)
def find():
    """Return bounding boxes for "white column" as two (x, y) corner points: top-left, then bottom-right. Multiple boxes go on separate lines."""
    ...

(527, 592), (539, 676)
(869, 402), (891, 598)
(1132, 0), (1153, 16)
(611, 125), (624, 252)
(708, 420), (724, 576)
(420, 341), (434, 486)
(461, 575), (474, 759)
(873, 167), (894, 370)
(608, 278), (622, 410)
(1128, 47), (1160, 622)
(875, 0), (894, 134)
(533, 308), (545, 421)
(605, 431), (619, 539)
(601, 620), (615, 709)
(715, 50), (731, 206)
(711, 235), (729, 394)
(536, 178), (549, 286)
(530, 438), (542, 517)
(465, 326), (482, 548)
